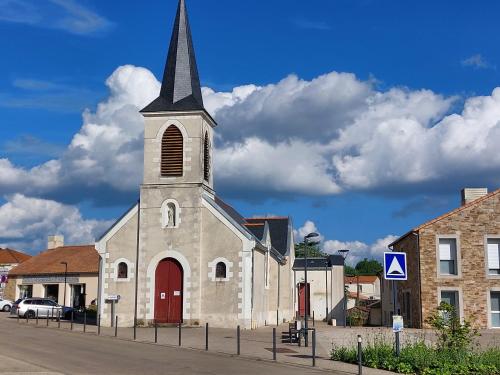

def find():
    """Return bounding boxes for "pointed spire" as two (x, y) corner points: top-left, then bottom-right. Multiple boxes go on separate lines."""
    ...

(142, 0), (205, 113)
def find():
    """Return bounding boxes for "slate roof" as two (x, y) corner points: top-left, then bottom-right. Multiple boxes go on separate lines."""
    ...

(245, 217), (290, 256)
(0, 248), (31, 265)
(9, 246), (99, 276)
(142, 0), (205, 113)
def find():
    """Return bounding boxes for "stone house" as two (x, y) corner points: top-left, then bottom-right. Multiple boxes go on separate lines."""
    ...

(345, 275), (381, 309)
(0, 248), (31, 300)
(389, 188), (500, 329)
(8, 236), (99, 308)
(95, 0), (297, 329)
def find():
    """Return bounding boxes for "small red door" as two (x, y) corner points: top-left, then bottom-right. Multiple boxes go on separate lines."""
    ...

(298, 283), (310, 317)
(155, 258), (183, 323)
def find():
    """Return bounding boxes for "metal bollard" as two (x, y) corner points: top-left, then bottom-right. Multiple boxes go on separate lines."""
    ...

(312, 329), (316, 367)
(205, 323), (209, 351)
(97, 314), (101, 336)
(178, 321), (181, 346)
(154, 320), (158, 343)
(395, 331), (400, 357)
(115, 316), (118, 337)
(17, 308), (19, 323)
(71, 311), (74, 331)
(237, 325), (240, 355)
(83, 311), (87, 333)
(36, 309), (39, 325)
(134, 318), (137, 341)
(357, 335), (363, 375)
(57, 310), (61, 328)
(46, 310), (49, 326)
(51, 307), (54, 321)
(272, 328), (277, 360)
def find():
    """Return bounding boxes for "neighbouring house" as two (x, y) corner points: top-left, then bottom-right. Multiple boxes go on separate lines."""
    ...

(292, 256), (345, 325)
(8, 236), (99, 309)
(345, 275), (381, 309)
(0, 248), (31, 300)
(389, 188), (500, 329)
(96, 0), (297, 329)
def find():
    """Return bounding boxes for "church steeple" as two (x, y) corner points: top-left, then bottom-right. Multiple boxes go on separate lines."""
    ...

(142, 0), (205, 113)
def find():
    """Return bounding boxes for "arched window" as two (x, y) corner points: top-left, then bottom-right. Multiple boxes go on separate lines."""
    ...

(215, 262), (226, 279)
(117, 262), (128, 279)
(161, 125), (183, 177)
(203, 132), (210, 182)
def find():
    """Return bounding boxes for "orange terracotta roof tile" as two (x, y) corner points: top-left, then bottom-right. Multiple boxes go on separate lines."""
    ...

(9, 245), (98, 276)
(0, 248), (31, 264)
(345, 275), (379, 284)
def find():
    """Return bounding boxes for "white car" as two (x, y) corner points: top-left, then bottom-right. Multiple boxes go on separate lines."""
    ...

(0, 298), (12, 312)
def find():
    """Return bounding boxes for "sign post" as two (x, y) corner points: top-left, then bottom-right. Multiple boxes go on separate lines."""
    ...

(392, 315), (404, 356)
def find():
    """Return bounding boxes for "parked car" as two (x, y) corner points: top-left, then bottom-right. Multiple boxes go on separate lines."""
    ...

(10, 298), (71, 319)
(0, 298), (12, 312)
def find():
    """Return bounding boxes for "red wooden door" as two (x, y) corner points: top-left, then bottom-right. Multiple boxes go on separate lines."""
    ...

(298, 283), (310, 317)
(155, 258), (183, 323)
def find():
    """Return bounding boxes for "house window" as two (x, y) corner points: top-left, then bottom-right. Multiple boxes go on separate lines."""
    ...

(440, 290), (460, 319)
(487, 239), (500, 275)
(118, 262), (128, 279)
(215, 262), (226, 279)
(491, 291), (500, 328)
(439, 238), (458, 275)
(161, 125), (183, 177)
(203, 132), (210, 182)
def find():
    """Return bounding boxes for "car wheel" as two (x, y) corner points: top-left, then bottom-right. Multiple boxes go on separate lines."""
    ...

(25, 310), (36, 319)
(3, 305), (11, 312)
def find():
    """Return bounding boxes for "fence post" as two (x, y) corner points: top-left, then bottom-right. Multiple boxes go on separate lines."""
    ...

(272, 328), (277, 361)
(46, 309), (49, 326)
(178, 322), (181, 346)
(115, 316), (118, 337)
(313, 310), (315, 327)
(357, 335), (363, 375)
(51, 307), (54, 321)
(36, 309), (39, 325)
(312, 329), (316, 367)
(57, 310), (61, 328)
(276, 309), (279, 327)
(97, 314), (101, 336)
(155, 319), (158, 344)
(133, 318), (136, 341)
(71, 310), (74, 331)
(205, 323), (209, 351)
(17, 308), (20, 323)
(237, 325), (240, 355)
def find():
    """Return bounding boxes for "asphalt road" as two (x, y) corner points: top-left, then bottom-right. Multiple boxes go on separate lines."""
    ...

(0, 316), (331, 375)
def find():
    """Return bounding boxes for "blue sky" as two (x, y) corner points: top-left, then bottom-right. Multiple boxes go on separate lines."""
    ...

(1, 0), (500, 262)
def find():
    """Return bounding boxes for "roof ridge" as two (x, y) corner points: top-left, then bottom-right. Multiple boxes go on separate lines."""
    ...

(246, 216), (289, 220)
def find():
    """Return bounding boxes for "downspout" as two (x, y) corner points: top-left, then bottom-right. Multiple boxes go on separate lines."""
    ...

(97, 255), (102, 318)
(251, 246), (255, 328)
(133, 199), (141, 327)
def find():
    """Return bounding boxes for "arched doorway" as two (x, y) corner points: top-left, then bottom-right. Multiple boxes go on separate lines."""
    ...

(155, 258), (183, 323)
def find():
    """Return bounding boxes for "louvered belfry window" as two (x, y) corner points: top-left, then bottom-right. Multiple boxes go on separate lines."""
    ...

(203, 132), (210, 181)
(161, 125), (183, 177)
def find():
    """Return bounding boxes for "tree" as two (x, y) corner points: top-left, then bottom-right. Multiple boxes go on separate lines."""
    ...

(344, 264), (356, 276)
(294, 241), (327, 258)
(355, 258), (383, 275)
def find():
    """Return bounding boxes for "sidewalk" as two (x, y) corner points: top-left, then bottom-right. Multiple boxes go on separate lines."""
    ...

(12, 316), (398, 375)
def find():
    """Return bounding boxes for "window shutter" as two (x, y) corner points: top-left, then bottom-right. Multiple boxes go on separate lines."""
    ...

(439, 241), (452, 261)
(161, 126), (183, 177)
(488, 240), (500, 269)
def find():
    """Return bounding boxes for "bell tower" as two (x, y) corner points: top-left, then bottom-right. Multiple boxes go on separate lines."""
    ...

(140, 0), (215, 192)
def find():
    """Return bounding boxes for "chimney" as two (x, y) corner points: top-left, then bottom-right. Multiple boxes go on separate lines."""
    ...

(47, 235), (64, 249)
(461, 188), (488, 206)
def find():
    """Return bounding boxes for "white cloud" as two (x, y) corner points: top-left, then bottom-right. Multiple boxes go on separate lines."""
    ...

(0, 194), (112, 253)
(461, 54), (495, 70)
(0, 0), (113, 35)
(2, 65), (500, 206)
(293, 220), (324, 243)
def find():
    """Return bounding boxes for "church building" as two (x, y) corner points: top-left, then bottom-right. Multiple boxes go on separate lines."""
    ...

(96, 0), (297, 329)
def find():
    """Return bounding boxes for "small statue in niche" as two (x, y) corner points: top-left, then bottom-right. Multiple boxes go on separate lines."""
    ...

(166, 203), (176, 227)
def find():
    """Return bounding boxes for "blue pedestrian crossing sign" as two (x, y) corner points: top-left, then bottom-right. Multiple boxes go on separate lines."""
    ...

(384, 252), (407, 280)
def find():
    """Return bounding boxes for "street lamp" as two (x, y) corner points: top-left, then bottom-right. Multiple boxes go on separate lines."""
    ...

(337, 249), (350, 328)
(303, 232), (320, 346)
(60, 262), (68, 307)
